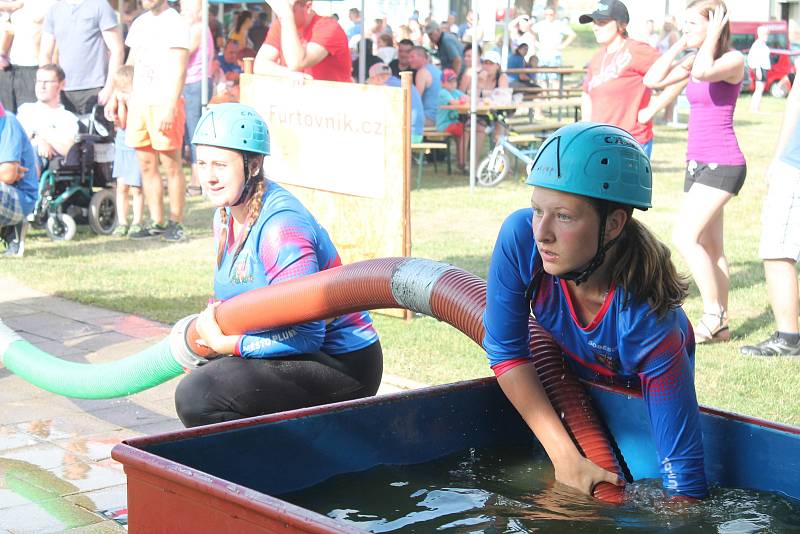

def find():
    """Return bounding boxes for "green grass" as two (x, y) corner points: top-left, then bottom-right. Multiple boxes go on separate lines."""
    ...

(3, 43), (799, 425)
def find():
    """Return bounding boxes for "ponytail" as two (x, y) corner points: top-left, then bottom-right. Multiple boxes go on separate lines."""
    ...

(610, 218), (689, 317)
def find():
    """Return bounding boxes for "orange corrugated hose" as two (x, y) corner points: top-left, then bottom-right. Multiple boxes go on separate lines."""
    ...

(185, 258), (625, 503)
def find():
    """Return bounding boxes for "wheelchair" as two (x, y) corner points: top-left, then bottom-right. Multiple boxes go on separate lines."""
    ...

(30, 108), (117, 241)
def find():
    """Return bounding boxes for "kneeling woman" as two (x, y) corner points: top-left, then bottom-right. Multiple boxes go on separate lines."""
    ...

(483, 122), (707, 499)
(176, 104), (382, 428)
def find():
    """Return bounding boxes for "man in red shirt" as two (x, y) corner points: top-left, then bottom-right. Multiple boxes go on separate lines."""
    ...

(254, 0), (351, 83)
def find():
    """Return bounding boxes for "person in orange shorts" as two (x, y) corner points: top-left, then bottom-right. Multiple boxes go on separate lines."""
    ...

(107, 0), (190, 241)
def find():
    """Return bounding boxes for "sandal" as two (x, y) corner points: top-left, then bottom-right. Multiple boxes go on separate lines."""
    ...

(694, 308), (730, 344)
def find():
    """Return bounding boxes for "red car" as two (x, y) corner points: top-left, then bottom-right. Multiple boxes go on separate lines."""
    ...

(731, 20), (797, 97)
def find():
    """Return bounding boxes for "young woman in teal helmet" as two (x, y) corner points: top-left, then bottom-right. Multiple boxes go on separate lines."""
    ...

(483, 122), (708, 499)
(176, 103), (383, 427)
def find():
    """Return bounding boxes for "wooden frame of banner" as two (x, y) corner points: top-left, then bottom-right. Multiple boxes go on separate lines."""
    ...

(241, 61), (412, 319)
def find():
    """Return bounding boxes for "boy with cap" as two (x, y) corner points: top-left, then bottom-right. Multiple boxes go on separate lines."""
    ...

(579, 0), (659, 156)
(437, 68), (466, 170)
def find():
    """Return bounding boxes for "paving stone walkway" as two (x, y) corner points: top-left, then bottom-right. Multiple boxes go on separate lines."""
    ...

(0, 276), (422, 533)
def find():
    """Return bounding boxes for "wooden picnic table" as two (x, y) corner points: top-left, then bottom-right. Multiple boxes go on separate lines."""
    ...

(506, 67), (585, 119)
(515, 96), (582, 110)
(505, 67), (585, 75)
(515, 96), (583, 122)
(505, 67), (586, 76)
(440, 103), (520, 115)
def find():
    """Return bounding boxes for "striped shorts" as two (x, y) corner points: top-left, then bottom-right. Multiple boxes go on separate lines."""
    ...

(0, 183), (23, 227)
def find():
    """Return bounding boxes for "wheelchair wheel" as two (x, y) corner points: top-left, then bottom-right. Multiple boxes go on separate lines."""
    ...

(88, 189), (117, 235)
(477, 152), (509, 187)
(46, 213), (77, 241)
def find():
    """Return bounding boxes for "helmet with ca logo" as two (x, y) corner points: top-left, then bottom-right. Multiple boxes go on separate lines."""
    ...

(526, 122), (651, 210)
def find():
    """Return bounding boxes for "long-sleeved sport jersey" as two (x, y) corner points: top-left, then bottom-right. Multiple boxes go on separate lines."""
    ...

(483, 208), (707, 499)
(213, 181), (378, 358)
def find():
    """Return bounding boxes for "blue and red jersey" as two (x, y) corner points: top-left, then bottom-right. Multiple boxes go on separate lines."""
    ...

(213, 181), (378, 358)
(483, 208), (707, 499)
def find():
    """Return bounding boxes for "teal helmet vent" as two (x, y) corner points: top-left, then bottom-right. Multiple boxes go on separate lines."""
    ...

(192, 103), (270, 156)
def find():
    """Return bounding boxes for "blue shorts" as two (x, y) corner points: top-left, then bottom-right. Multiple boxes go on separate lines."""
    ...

(113, 128), (142, 187)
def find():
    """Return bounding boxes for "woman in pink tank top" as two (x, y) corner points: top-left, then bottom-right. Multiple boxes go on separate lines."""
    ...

(643, 0), (746, 344)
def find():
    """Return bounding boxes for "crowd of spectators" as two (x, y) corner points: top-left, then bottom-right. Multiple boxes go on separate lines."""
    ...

(0, 0), (796, 358)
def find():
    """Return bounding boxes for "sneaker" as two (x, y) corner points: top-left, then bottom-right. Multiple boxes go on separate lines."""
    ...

(740, 333), (800, 357)
(162, 221), (185, 242)
(112, 224), (129, 237)
(148, 222), (167, 236)
(1, 222), (26, 258)
(128, 223), (164, 240)
(3, 240), (22, 257)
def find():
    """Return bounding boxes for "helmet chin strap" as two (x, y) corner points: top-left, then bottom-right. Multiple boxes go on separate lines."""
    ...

(232, 153), (259, 207)
(560, 203), (619, 286)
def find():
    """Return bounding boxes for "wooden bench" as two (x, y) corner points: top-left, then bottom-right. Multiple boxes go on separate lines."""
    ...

(515, 99), (582, 122)
(510, 121), (568, 135)
(511, 87), (583, 100)
(507, 133), (545, 145)
(411, 142), (449, 189)
(506, 114), (535, 126)
(422, 130), (454, 175)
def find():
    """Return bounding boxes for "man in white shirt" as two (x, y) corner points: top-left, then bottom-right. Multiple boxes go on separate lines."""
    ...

(533, 7), (576, 87)
(109, 0), (189, 241)
(747, 26), (771, 113)
(17, 63), (78, 160)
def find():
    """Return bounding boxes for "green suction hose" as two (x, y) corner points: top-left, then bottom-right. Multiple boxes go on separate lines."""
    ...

(0, 317), (200, 399)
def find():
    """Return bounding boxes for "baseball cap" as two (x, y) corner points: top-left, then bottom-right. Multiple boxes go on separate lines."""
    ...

(441, 68), (458, 82)
(368, 63), (392, 79)
(579, 0), (629, 25)
(481, 50), (502, 65)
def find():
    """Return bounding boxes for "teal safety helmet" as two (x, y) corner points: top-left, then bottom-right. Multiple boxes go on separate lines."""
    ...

(192, 103), (270, 206)
(191, 103), (270, 155)
(526, 122), (652, 285)
(526, 122), (651, 209)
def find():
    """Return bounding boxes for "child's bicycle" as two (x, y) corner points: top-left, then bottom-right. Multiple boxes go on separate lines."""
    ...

(476, 121), (563, 187)
(476, 113), (553, 187)
(477, 133), (536, 187)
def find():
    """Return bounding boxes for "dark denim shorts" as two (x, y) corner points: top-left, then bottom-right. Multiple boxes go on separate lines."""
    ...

(684, 160), (747, 195)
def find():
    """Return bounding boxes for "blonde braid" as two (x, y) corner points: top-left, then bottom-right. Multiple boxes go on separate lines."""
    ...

(227, 176), (266, 272)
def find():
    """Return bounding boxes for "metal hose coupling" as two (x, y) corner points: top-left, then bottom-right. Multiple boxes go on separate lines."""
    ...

(169, 314), (208, 370)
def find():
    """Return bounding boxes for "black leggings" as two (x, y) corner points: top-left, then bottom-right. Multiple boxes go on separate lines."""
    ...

(174, 341), (383, 428)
